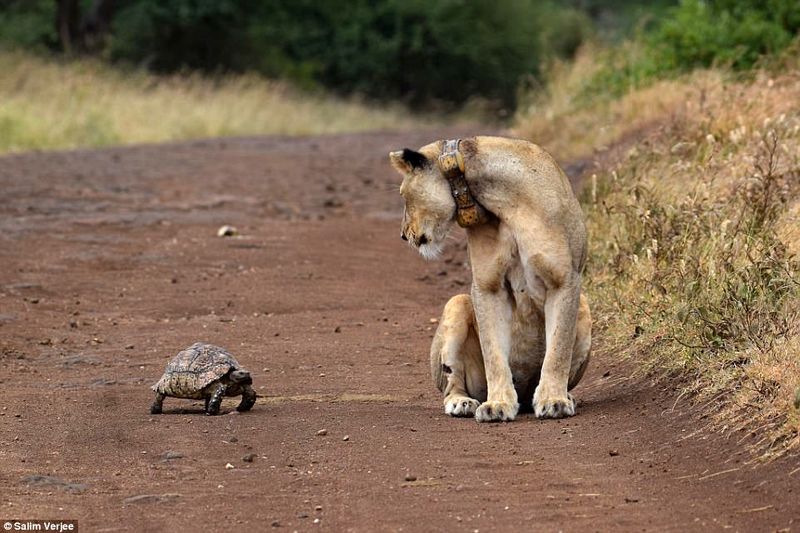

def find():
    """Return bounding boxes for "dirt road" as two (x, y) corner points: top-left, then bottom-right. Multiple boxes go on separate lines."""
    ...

(0, 131), (797, 532)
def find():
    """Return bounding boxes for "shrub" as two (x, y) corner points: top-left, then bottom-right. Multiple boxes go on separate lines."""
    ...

(107, 0), (248, 72)
(649, 0), (797, 71)
(0, 0), (57, 51)
(107, 0), (548, 110)
(584, 0), (800, 98)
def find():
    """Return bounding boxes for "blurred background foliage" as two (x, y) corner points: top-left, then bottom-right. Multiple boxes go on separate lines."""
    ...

(0, 0), (798, 111)
(585, 0), (800, 98)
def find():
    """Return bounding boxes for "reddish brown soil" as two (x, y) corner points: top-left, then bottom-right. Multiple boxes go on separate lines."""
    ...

(0, 131), (797, 532)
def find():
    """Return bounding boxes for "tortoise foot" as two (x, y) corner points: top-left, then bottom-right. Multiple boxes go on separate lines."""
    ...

(236, 386), (256, 412)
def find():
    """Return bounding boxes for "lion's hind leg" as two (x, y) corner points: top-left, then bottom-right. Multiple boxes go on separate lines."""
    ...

(567, 293), (592, 391)
(430, 294), (486, 417)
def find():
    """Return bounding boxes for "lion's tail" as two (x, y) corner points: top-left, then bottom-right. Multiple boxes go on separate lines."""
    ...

(429, 333), (447, 393)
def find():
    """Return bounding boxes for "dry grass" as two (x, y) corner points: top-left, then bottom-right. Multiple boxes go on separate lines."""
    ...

(514, 45), (706, 162)
(0, 50), (430, 154)
(515, 47), (800, 456)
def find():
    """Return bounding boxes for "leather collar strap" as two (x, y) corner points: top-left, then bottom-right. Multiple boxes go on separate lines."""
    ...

(437, 139), (489, 228)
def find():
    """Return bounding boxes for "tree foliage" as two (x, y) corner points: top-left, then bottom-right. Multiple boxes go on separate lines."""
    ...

(0, 0), (57, 51)
(4, 1), (796, 109)
(105, 0), (551, 109)
(650, 0), (800, 71)
(0, 0), (596, 109)
(581, 0), (800, 99)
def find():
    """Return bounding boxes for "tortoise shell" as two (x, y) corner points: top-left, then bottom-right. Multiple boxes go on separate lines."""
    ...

(153, 342), (244, 399)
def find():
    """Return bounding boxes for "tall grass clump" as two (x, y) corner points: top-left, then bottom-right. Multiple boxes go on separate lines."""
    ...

(517, 53), (800, 456)
(0, 51), (430, 154)
(515, 45), (705, 161)
(589, 74), (800, 455)
(586, 78), (800, 451)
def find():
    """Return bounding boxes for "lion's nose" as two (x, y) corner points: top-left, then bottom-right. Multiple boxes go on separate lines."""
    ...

(401, 232), (408, 241)
(418, 234), (428, 245)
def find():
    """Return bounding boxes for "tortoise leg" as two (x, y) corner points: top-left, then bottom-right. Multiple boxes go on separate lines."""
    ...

(237, 384), (256, 412)
(150, 393), (165, 414)
(204, 397), (211, 412)
(206, 383), (226, 415)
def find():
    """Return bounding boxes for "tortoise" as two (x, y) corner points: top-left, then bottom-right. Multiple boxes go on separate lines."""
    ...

(150, 342), (256, 415)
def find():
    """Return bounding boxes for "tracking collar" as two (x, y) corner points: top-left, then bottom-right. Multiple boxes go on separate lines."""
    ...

(437, 139), (489, 228)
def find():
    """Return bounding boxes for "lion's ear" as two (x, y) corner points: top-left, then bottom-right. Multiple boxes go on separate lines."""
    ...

(389, 148), (428, 174)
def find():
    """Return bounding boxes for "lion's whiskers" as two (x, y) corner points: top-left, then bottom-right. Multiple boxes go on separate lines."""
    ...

(419, 241), (444, 260)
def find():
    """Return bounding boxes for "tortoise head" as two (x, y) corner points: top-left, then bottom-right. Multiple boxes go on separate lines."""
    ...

(229, 369), (252, 385)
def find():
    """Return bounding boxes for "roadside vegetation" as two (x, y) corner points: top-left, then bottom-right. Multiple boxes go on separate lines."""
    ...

(0, 50), (430, 153)
(0, 0), (596, 153)
(0, 0), (599, 111)
(516, 3), (800, 456)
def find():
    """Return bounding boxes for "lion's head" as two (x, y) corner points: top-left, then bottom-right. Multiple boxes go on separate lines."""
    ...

(389, 146), (455, 260)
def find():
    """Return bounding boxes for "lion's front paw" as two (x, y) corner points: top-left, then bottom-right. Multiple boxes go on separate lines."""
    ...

(474, 400), (519, 423)
(533, 390), (576, 419)
(444, 395), (479, 417)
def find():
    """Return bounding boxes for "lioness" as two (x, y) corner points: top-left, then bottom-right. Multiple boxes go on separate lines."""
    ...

(389, 136), (591, 422)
